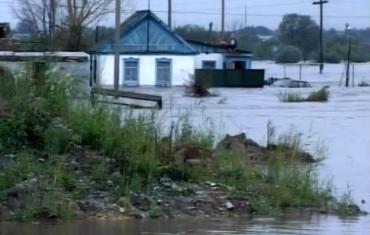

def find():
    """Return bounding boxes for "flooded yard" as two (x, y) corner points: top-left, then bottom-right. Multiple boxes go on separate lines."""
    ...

(138, 85), (370, 214)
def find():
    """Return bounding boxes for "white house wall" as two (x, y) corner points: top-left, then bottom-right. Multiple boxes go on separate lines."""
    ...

(194, 53), (224, 69)
(97, 55), (194, 86)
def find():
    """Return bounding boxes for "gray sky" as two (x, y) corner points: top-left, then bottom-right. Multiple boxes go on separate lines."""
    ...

(1, 0), (369, 30)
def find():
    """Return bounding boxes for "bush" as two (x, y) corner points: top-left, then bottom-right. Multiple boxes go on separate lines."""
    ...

(275, 45), (303, 63)
(278, 87), (329, 103)
(278, 91), (305, 102)
(185, 74), (212, 97)
(358, 81), (370, 87)
(306, 87), (330, 102)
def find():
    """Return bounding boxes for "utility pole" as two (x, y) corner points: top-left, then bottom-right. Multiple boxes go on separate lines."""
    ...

(345, 23), (352, 88)
(168, 0), (172, 29)
(221, 0), (225, 36)
(313, 0), (328, 74)
(49, 0), (56, 50)
(244, 6), (247, 28)
(114, 0), (121, 91)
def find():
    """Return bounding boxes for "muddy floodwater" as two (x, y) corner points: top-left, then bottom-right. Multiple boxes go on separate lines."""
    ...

(0, 216), (369, 234)
(1, 62), (370, 234)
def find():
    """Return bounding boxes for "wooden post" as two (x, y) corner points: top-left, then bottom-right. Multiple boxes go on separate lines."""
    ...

(114, 0), (121, 91)
(299, 64), (303, 81)
(352, 63), (355, 87)
(345, 37), (352, 88)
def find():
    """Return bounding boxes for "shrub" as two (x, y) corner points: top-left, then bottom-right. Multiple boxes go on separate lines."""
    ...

(278, 91), (305, 102)
(278, 87), (329, 103)
(275, 45), (303, 63)
(185, 74), (212, 98)
(306, 87), (329, 102)
(358, 81), (370, 87)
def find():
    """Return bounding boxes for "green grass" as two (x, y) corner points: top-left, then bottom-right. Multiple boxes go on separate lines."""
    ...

(278, 87), (329, 103)
(214, 125), (331, 214)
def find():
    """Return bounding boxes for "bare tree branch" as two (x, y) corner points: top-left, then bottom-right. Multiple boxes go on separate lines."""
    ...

(15, 0), (131, 50)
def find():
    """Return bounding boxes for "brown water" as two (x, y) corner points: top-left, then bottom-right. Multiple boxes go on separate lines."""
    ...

(1, 215), (369, 235)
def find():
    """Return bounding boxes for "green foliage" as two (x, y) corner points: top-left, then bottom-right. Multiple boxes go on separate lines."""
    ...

(43, 122), (79, 155)
(215, 129), (331, 215)
(254, 38), (280, 60)
(185, 74), (212, 98)
(0, 153), (38, 191)
(275, 45), (303, 63)
(278, 14), (319, 59)
(306, 88), (330, 102)
(12, 192), (77, 222)
(324, 52), (342, 64)
(175, 24), (219, 42)
(278, 88), (329, 103)
(278, 91), (305, 102)
(173, 113), (215, 151)
(0, 63), (76, 153)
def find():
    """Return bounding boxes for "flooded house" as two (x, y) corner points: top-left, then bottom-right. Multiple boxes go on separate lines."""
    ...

(94, 10), (197, 87)
(93, 10), (264, 88)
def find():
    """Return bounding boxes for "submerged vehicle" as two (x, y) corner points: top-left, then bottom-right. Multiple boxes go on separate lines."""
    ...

(271, 79), (312, 88)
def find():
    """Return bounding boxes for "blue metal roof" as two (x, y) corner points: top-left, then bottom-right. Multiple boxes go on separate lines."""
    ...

(96, 11), (197, 55)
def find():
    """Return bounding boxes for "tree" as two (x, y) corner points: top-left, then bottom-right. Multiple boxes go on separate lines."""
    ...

(275, 45), (303, 63)
(15, 0), (131, 50)
(255, 38), (280, 60)
(278, 14), (319, 60)
(175, 24), (218, 42)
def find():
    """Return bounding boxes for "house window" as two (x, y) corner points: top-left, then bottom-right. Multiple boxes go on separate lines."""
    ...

(156, 58), (172, 87)
(202, 60), (216, 69)
(123, 58), (139, 86)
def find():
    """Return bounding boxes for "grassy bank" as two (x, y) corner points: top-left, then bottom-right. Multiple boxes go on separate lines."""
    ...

(0, 64), (361, 221)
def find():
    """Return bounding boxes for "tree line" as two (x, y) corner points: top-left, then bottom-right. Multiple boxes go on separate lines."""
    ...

(10, 6), (370, 63)
(175, 14), (370, 63)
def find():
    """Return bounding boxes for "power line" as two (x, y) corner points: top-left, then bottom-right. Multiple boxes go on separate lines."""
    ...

(145, 9), (370, 19)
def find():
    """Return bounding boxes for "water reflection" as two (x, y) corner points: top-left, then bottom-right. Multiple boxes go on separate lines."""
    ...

(1, 215), (369, 235)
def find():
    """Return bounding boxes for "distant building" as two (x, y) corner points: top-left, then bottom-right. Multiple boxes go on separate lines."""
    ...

(93, 10), (256, 87)
(257, 35), (273, 42)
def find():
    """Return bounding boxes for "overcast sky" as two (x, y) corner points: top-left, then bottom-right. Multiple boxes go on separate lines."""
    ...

(1, 0), (369, 30)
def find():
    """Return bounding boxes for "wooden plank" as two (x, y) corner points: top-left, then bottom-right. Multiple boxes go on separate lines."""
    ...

(91, 87), (163, 109)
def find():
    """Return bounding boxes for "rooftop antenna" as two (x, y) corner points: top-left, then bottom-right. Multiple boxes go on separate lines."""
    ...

(148, 0), (151, 10)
